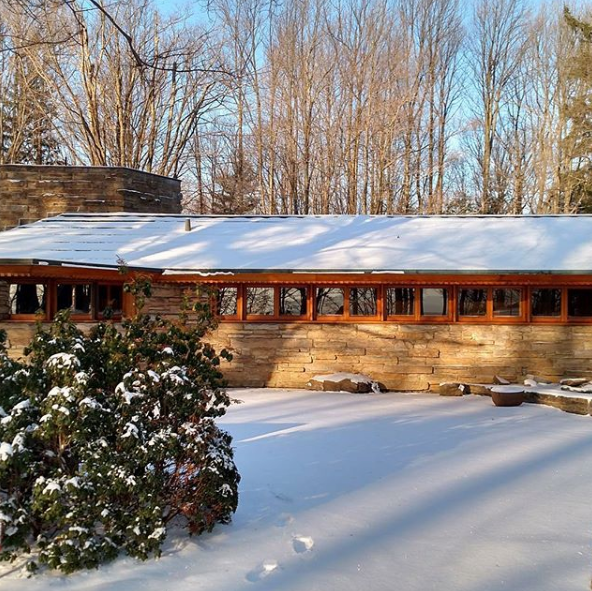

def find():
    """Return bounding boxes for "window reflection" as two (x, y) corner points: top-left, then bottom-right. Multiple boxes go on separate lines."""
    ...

(57, 284), (92, 314)
(421, 289), (448, 316)
(386, 288), (415, 316)
(316, 288), (344, 315)
(280, 287), (307, 316)
(458, 288), (487, 316)
(493, 288), (520, 317)
(246, 287), (274, 315)
(9, 284), (46, 315)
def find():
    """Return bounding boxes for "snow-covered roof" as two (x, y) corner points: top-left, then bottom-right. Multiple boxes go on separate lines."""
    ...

(0, 213), (591, 275)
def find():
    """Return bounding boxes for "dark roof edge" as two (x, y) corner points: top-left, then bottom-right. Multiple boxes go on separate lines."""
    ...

(0, 259), (161, 274)
(0, 164), (179, 183)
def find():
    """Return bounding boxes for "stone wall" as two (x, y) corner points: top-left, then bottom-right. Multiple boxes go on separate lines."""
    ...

(206, 322), (592, 391)
(0, 323), (99, 359)
(0, 282), (9, 319)
(0, 165), (181, 230)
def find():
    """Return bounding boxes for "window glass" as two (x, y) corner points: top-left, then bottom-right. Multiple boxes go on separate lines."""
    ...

(9, 284), (46, 315)
(349, 287), (377, 316)
(109, 286), (123, 314)
(316, 288), (344, 315)
(246, 287), (274, 315)
(215, 287), (238, 316)
(280, 287), (307, 316)
(421, 288), (448, 316)
(531, 288), (561, 317)
(386, 288), (415, 316)
(493, 288), (521, 317)
(57, 284), (92, 314)
(568, 289), (592, 317)
(458, 288), (487, 316)
(98, 285), (123, 316)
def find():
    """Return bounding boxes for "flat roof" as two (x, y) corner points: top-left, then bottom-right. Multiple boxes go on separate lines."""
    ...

(0, 213), (591, 275)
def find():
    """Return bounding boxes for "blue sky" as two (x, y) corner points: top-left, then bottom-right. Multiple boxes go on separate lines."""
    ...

(155, 0), (197, 15)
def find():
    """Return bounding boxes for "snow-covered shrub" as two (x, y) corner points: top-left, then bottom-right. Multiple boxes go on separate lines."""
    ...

(0, 283), (239, 573)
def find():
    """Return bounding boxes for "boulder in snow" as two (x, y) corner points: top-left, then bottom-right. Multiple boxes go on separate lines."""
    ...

(439, 382), (468, 396)
(467, 383), (494, 396)
(306, 373), (386, 394)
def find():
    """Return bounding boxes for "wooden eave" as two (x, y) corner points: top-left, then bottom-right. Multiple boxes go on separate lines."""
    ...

(2, 264), (592, 287)
(155, 271), (592, 287)
(0, 263), (161, 283)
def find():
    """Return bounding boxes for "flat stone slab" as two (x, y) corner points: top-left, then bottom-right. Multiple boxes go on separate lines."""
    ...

(439, 382), (468, 396)
(307, 372), (387, 394)
(494, 375), (511, 385)
(524, 391), (591, 416)
(561, 384), (592, 394)
(467, 383), (493, 396)
(560, 378), (590, 387)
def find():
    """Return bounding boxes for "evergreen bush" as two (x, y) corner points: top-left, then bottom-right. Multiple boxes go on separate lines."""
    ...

(0, 280), (239, 573)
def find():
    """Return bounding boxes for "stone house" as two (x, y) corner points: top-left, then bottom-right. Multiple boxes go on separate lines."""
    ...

(0, 181), (591, 391)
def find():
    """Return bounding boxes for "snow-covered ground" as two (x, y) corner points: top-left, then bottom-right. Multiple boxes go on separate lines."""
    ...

(2, 388), (592, 591)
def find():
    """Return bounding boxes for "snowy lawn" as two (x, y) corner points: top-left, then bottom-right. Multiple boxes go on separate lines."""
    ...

(2, 388), (592, 591)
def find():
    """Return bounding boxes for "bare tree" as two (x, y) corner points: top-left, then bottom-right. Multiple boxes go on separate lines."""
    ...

(468, 0), (529, 213)
(2, 0), (226, 176)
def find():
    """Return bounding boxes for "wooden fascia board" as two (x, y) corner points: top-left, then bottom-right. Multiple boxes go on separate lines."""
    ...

(0, 264), (161, 283)
(155, 272), (592, 286)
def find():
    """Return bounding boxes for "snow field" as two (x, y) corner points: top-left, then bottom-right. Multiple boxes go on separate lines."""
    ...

(2, 388), (591, 591)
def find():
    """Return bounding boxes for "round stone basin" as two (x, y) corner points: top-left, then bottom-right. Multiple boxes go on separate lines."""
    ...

(490, 386), (525, 407)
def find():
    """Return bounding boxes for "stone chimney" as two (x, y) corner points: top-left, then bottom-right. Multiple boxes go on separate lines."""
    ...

(0, 165), (182, 230)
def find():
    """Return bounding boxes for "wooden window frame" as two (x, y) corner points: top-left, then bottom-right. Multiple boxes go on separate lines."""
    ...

(5, 280), (127, 323)
(384, 286), (416, 321)
(314, 286), (381, 323)
(453, 286), (526, 324)
(566, 287), (592, 323)
(212, 285), (240, 320)
(96, 283), (124, 321)
(55, 281), (95, 322)
(456, 286), (489, 322)
(346, 286), (381, 322)
(528, 286), (565, 324)
(419, 287), (452, 323)
(314, 286), (346, 322)
(159, 281), (592, 326)
(278, 285), (310, 320)
(241, 285), (312, 322)
(244, 285), (276, 320)
(6, 280), (50, 322)
(490, 286), (525, 323)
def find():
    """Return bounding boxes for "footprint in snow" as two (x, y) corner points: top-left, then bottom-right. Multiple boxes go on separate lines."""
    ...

(246, 560), (279, 582)
(292, 536), (314, 554)
(275, 513), (294, 527)
(270, 489), (293, 503)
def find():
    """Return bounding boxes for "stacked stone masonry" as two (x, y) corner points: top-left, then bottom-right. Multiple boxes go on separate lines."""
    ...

(2, 318), (591, 391)
(0, 165), (181, 230)
(0, 282), (8, 318)
(204, 322), (592, 391)
(2, 320), (590, 391)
